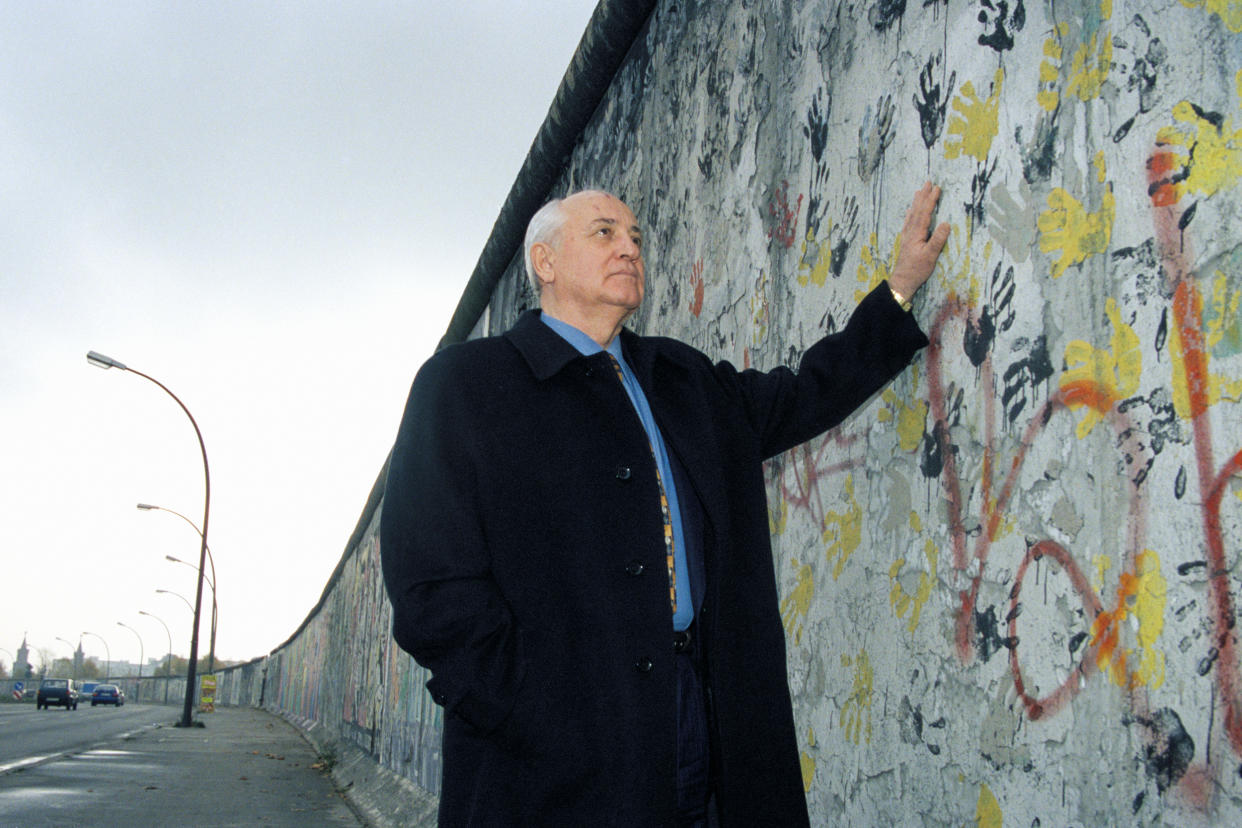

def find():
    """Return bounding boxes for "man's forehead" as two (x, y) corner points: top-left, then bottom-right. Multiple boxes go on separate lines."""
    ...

(565, 192), (639, 229)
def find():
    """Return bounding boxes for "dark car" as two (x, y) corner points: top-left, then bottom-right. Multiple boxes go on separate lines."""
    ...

(91, 684), (125, 707)
(36, 678), (79, 710)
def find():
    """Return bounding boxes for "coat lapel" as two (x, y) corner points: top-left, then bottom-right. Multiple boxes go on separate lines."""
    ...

(621, 332), (731, 561)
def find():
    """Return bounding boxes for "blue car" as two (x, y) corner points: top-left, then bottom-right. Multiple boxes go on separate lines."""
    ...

(91, 684), (125, 707)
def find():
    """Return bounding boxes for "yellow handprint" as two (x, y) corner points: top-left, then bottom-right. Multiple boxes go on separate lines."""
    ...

(780, 559), (815, 646)
(945, 68), (1003, 163)
(1038, 152), (1115, 279)
(839, 650), (874, 745)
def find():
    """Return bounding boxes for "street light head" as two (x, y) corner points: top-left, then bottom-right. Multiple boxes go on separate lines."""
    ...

(86, 350), (128, 371)
(165, 555), (182, 563)
(136, 503), (158, 511)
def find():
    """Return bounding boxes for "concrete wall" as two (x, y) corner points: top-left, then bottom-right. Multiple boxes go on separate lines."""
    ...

(487, 0), (1242, 823)
(235, 0), (1242, 824)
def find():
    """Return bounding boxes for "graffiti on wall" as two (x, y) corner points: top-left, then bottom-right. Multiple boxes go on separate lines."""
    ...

(486, 0), (1242, 823)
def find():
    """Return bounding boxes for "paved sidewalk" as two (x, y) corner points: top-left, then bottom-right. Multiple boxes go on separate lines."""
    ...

(0, 707), (364, 827)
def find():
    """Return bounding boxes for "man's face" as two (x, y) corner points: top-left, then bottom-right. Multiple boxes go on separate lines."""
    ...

(539, 191), (645, 317)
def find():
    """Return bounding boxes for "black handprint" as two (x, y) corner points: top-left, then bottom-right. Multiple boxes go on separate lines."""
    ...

(802, 88), (832, 163)
(913, 52), (956, 149)
(829, 196), (859, 280)
(805, 162), (831, 237)
(977, 0), (1026, 52)
(966, 156), (998, 232)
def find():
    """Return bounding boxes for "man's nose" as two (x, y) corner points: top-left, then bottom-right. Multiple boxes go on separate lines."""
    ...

(618, 238), (641, 260)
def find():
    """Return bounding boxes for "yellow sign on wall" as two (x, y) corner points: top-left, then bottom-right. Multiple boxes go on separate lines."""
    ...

(198, 674), (217, 713)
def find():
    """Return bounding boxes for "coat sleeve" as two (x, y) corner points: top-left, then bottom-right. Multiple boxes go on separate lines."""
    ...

(720, 281), (930, 460)
(379, 350), (525, 736)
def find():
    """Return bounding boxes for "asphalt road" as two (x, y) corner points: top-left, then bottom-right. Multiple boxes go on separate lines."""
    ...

(0, 701), (172, 773)
(0, 703), (363, 826)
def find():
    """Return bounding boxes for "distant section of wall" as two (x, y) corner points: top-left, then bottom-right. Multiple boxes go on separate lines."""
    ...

(237, 0), (1242, 824)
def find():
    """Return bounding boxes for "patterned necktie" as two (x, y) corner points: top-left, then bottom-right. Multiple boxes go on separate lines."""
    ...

(607, 353), (677, 613)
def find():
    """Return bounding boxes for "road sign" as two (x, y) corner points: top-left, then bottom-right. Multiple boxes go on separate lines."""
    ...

(12, 681), (24, 701)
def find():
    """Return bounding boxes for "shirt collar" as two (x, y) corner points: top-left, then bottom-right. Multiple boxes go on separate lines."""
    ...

(538, 310), (629, 364)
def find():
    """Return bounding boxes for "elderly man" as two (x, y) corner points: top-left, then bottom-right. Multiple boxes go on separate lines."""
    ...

(380, 185), (949, 826)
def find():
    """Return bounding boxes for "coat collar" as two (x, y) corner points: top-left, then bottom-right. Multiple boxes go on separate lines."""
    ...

(504, 309), (590, 381)
(505, 309), (664, 384)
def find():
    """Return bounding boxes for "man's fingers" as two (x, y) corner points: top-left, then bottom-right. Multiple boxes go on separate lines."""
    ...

(905, 182), (941, 238)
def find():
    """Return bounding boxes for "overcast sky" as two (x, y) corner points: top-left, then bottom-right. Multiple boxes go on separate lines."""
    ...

(0, 1), (600, 674)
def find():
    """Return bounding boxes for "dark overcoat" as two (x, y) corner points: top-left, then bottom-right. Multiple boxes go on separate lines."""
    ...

(379, 283), (928, 826)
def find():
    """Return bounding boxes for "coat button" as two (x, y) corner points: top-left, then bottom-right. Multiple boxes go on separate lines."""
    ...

(615, 466), (632, 481)
(625, 560), (645, 576)
(635, 657), (654, 674)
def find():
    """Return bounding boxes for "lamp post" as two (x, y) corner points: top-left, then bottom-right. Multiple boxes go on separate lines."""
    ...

(156, 588), (195, 616)
(166, 553), (217, 673)
(142, 502), (218, 674)
(139, 610), (172, 705)
(80, 631), (110, 680)
(117, 621), (143, 700)
(87, 350), (210, 729)
(54, 636), (78, 681)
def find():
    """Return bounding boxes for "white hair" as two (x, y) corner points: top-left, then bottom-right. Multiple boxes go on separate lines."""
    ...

(523, 197), (568, 293)
(523, 189), (616, 294)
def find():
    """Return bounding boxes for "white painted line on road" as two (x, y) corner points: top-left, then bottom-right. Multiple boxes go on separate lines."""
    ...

(0, 754), (56, 775)
(0, 723), (160, 777)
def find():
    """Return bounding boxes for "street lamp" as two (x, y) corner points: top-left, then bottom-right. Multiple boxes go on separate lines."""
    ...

(80, 631), (111, 680)
(138, 610), (172, 705)
(141, 502), (218, 674)
(156, 588), (195, 616)
(117, 621), (144, 698)
(54, 636), (78, 681)
(87, 350), (210, 729)
(166, 552), (217, 673)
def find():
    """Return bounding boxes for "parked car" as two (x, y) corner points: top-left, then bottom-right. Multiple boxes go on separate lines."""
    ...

(91, 684), (125, 707)
(36, 678), (78, 710)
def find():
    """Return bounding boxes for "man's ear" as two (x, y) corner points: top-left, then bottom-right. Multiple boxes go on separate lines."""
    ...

(530, 241), (556, 286)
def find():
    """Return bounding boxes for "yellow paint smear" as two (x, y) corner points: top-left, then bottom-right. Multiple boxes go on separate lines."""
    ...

(1089, 549), (1167, 689)
(1181, 0), (1242, 32)
(976, 783), (1003, 827)
(1059, 296), (1141, 438)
